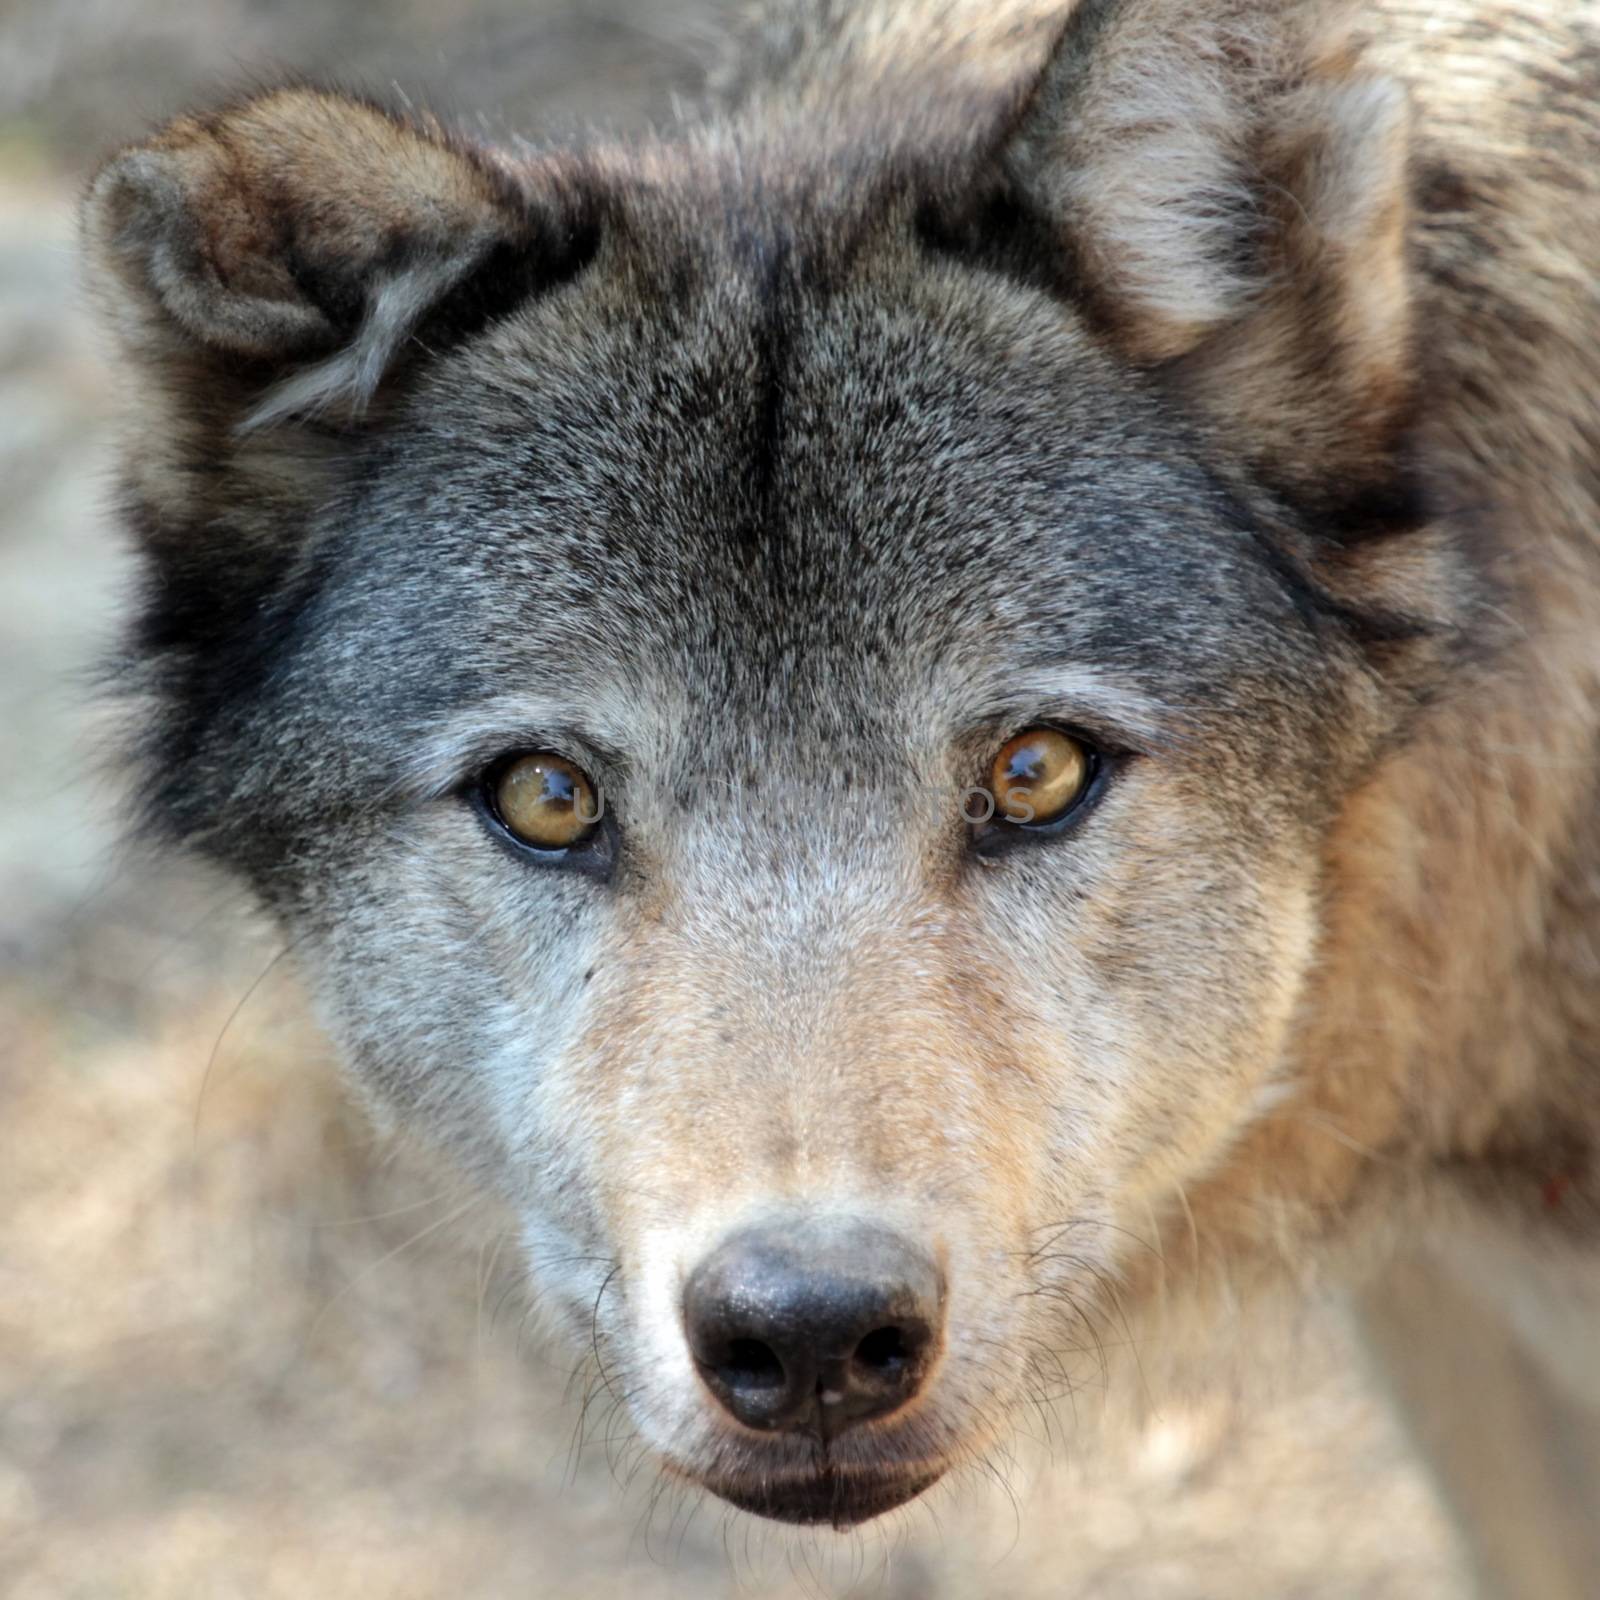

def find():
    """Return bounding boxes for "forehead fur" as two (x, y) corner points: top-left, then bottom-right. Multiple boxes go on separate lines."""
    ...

(357, 199), (1317, 697)
(191, 161), (1358, 868)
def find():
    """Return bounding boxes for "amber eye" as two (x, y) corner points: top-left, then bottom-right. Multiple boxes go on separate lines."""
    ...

(988, 727), (1093, 828)
(491, 752), (602, 851)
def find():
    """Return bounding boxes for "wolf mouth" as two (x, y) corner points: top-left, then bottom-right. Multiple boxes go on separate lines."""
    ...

(694, 1464), (948, 1527)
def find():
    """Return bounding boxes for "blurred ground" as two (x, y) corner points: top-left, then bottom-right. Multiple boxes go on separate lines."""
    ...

(0, 3), (1470, 1595)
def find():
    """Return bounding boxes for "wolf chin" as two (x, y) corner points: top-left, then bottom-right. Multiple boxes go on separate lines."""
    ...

(83, 1), (1599, 1590)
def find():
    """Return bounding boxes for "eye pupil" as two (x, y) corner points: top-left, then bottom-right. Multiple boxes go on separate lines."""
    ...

(493, 753), (600, 851)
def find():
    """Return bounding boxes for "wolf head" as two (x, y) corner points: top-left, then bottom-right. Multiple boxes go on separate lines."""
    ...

(85, 0), (1465, 1527)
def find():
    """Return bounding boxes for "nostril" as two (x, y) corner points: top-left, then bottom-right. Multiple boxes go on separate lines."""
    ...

(719, 1337), (786, 1392)
(853, 1324), (913, 1376)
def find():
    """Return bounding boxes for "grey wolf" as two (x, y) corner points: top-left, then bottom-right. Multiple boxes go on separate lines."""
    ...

(81, 1), (1600, 1591)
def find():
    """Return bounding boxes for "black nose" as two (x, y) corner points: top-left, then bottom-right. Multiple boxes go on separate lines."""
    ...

(683, 1218), (943, 1436)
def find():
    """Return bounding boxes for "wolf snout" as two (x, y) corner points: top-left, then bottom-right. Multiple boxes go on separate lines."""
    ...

(683, 1218), (944, 1436)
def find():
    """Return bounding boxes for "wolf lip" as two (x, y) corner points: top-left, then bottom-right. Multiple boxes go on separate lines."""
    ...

(697, 1464), (947, 1527)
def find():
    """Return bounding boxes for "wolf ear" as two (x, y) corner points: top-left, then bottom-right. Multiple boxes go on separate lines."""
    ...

(1003, 0), (1414, 512)
(84, 87), (556, 431)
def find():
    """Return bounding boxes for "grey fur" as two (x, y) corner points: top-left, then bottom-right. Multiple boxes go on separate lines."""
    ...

(81, 0), (1600, 1570)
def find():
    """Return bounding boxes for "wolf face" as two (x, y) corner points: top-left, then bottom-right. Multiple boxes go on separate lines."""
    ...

(85, 2), (1467, 1527)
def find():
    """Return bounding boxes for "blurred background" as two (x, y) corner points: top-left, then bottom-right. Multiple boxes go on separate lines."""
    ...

(0, 2), (1469, 1594)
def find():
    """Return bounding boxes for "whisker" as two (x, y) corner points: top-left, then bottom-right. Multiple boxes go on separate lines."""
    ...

(279, 1191), (485, 1386)
(191, 935), (306, 1146)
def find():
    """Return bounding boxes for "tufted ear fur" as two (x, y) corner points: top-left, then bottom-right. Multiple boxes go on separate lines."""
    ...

(84, 86), (580, 434)
(1004, 0), (1416, 521)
